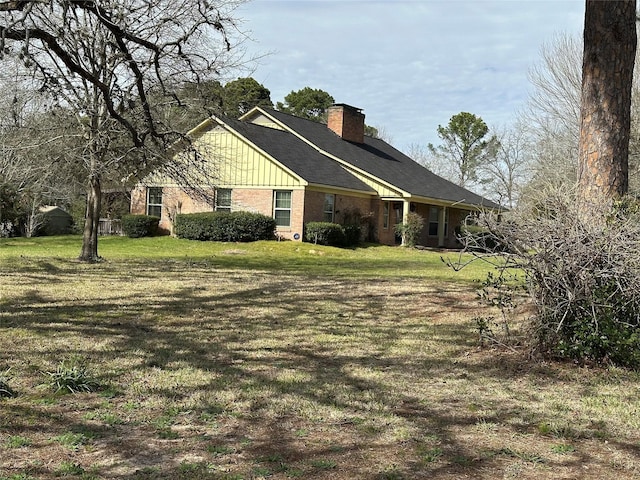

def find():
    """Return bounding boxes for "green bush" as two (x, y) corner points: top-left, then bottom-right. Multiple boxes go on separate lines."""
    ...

(551, 276), (640, 367)
(342, 223), (362, 246)
(121, 214), (160, 238)
(394, 212), (424, 247)
(174, 211), (275, 242)
(305, 222), (346, 246)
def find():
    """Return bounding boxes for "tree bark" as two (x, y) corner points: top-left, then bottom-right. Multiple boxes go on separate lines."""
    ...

(577, 0), (637, 202)
(79, 174), (101, 262)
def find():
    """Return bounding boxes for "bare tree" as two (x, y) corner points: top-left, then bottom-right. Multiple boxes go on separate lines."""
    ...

(577, 0), (636, 202)
(0, 0), (247, 261)
(522, 33), (582, 191)
(478, 123), (533, 209)
(0, 66), (78, 235)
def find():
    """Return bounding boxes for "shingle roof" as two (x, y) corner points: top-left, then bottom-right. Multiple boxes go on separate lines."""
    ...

(223, 117), (375, 193)
(260, 108), (502, 209)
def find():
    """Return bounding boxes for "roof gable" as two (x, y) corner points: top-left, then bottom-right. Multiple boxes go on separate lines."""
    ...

(221, 117), (376, 194)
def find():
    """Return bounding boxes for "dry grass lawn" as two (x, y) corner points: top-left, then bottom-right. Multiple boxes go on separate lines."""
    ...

(1, 240), (640, 479)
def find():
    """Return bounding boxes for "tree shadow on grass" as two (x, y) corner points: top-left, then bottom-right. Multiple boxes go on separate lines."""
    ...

(1, 264), (640, 478)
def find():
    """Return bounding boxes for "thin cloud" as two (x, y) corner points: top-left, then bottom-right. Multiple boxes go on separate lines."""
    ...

(238, 0), (584, 149)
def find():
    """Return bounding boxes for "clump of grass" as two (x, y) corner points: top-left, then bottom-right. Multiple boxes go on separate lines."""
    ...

(421, 447), (443, 463)
(54, 461), (85, 476)
(310, 459), (336, 470)
(551, 443), (576, 454)
(52, 432), (90, 451)
(0, 368), (17, 398)
(46, 358), (99, 394)
(5, 435), (32, 448)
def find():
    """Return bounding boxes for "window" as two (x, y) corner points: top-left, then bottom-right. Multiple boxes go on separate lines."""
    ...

(428, 206), (439, 236)
(147, 187), (162, 217)
(428, 207), (449, 237)
(273, 190), (292, 227)
(383, 202), (390, 229)
(215, 188), (232, 212)
(323, 194), (335, 222)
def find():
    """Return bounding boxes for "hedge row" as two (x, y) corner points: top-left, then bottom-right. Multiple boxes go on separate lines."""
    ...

(121, 214), (160, 238)
(174, 211), (276, 242)
(305, 222), (361, 247)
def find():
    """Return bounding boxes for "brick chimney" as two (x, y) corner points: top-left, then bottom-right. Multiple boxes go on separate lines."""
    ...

(327, 104), (365, 144)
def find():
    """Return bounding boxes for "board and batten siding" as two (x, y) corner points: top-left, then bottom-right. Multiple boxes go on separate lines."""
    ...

(198, 127), (304, 188)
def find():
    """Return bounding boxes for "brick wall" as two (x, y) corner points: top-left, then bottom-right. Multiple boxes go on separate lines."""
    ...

(412, 204), (468, 248)
(230, 188), (306, 241)
(303, 190), (377, 242)
(131, 184), (471, 247)
(130, 186), (213, 234)
(327, 104), (365, 144)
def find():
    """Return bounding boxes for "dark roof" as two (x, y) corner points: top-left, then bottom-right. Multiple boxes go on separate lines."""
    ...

(260, 108), (501, 209)
(223, 117), (375, 193)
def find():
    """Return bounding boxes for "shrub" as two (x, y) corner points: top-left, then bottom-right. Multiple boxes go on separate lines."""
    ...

(46, 358), (99, 394)
(394, 212), (424, 247)
(305, 222), (346, 246)
(121, 214), (160, 238)
(453, 188), (640, 368)
(342, 223), (362, 246)
(174, 211), (275, 242)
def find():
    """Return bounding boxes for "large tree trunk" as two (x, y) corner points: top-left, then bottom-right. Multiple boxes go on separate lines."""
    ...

(577, 0), (637, 202)
(79, 174), (101, 263)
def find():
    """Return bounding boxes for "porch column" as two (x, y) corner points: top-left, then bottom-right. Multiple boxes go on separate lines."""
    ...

(437, 206), (447, 247)
(402, 199), (410, 246)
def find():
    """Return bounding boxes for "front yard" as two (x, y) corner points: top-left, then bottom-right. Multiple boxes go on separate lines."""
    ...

(1, 237), (639, 479)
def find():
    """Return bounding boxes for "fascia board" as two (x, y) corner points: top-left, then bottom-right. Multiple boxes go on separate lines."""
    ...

(407, 194), (503, 211)
(306, 183), (377, 197)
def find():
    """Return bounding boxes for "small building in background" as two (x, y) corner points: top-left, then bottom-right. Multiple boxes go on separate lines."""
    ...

(38, 206), (73, 236)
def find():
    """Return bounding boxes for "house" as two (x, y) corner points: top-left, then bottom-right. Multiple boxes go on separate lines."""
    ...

(130, 103), (501, 247)
(38, 206), (73, 236)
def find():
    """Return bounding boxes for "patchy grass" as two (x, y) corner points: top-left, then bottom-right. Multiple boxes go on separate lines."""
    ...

(0, 237), (639, 479)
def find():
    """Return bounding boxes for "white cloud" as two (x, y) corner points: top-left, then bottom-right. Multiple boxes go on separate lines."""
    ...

(237, 0), (585, 149)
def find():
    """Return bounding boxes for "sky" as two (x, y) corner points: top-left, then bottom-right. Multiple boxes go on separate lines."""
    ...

(234, 0), (585, 151)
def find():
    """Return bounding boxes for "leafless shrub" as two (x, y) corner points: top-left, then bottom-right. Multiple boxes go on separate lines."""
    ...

(452, 187), (640, 367)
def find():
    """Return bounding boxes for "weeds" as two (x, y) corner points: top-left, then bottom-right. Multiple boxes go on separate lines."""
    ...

(52, 432), (90, 451)
(54, 461), (85, 476)
(4, 436), (31, 448)
(46, 358), (99, 394)
(420, 447), (443, 463)
(551, 443), (576, 454)
(310, 459), (337, 469)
